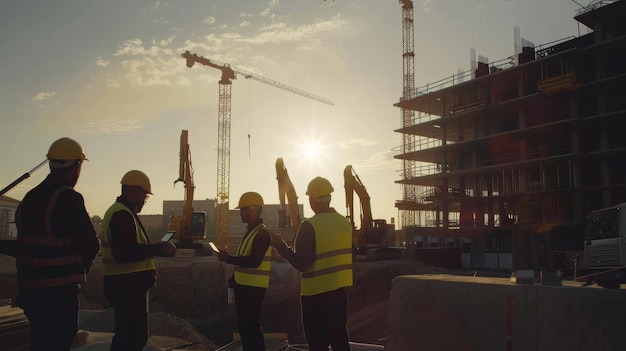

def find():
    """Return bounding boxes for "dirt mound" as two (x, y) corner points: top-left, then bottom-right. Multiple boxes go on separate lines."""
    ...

(79, 309), (218, 350)
(0, 252), (458, 349)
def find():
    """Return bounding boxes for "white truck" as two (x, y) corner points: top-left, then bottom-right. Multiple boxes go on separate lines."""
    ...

(584, 202), (626, 269)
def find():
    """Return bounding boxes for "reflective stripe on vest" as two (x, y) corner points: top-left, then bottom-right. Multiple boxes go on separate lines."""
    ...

(17, 186), (87, 288)
(101, 202), (155, 276)
(301, 212), (353, 296)
(234, 223), (272, 288)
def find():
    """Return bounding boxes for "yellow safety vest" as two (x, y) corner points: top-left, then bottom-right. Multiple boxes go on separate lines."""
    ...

(101, 202), (155, 276)
(234, 223), (272, 288)
(301, 212), (353, 296)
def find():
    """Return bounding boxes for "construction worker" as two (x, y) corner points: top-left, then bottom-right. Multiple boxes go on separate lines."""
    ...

(216, 191), (272, 351)
(14, 137), (100, 351)
(101, 170), (176, 351)
(270, 177), (353, 351)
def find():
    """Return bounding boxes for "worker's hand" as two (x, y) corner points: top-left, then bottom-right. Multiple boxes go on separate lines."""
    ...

(160, 241), (176, 256)
(269, 230), (284, 248)
(216, 249), (229, 262)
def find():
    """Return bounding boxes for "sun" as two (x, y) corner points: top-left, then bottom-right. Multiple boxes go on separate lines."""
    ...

(301, 141), (322, 161)
(289, 127), (333, 170)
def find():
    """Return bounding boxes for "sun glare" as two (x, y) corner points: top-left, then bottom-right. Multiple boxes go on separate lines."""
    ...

(301, 141), (322, 161)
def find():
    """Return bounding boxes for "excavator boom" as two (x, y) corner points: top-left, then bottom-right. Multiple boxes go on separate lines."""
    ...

(344, 165), (373, 229)
(276, 158), (301, 237)
(169, 130), (206, 252)
(344, 165), (400, 259)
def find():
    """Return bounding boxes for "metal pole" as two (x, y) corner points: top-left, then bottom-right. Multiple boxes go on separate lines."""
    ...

(0, 159), (49, 197)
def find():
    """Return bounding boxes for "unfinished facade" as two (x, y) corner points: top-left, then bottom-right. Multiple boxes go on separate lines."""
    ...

(394, 0), (626, 264)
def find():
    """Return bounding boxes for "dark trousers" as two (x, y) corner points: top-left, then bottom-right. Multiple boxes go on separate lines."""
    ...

(301, 287), (350, 351)
(234, 283), (267, 351)
(18, 285), (79, 351)
(104, 275), (151, 351)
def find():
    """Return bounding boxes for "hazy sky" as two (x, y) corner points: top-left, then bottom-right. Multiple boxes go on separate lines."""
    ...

(0, 0), (588, 227)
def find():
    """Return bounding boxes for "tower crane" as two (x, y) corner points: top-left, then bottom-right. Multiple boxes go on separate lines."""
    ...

(181, 51), (333, 249)
(397, 0), (418, 227)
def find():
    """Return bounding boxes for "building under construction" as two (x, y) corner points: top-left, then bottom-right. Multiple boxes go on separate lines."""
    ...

(394, 0), (626, 268)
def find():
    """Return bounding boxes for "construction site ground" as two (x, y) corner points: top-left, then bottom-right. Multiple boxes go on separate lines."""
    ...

(0, 252), (506, 350)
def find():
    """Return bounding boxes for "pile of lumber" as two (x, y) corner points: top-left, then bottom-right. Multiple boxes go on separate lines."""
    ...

(0, 299), (29, 351)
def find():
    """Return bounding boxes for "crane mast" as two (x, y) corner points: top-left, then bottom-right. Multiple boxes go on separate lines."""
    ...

(182, 51), (332, 249)
(399, 0), (417, 227)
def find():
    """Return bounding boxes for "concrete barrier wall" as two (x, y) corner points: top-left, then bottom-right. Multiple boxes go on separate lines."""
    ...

(387, 275), (626, 351)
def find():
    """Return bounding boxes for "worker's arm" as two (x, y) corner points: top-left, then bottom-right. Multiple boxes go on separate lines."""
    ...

(57, 190), (100, 272)
(224, 229), (271, 268)
(271, 220), (315, 272)
(109, 210), (162, 262)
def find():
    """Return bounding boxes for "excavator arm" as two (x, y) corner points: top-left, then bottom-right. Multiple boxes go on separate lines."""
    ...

(174, 130), (194, 240)
(344, 165), (373, 232)
(276, 158), (301, 235)
(344, 165), (398, 258)
(169, 130), (206, 248)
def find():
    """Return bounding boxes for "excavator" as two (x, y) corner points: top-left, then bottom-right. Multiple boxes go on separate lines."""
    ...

(167, 130), (207, 254)
(275, 158), (301, 244)
(344, 165), (402, 260)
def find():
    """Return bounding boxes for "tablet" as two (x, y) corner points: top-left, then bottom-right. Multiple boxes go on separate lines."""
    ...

(160, 231), (175, 242)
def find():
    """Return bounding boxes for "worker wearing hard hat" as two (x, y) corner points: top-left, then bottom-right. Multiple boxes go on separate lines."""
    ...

(14, 137), (100, 351)
(101, 170), (176, 351)
(270, 177), (353, 351)
(216, 192), (272, 351)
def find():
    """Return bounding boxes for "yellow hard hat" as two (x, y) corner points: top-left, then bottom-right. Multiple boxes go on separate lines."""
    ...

(236, 192), (264, 209)
(121, 170), (153, 194)
(306, 177), (334, 197)
(47, 137), (87, 161)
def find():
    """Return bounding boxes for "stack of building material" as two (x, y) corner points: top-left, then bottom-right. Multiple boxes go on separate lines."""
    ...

(537, 71), (582, 96)
(0, 299), (29, 351)
(72, 329), (89, 347)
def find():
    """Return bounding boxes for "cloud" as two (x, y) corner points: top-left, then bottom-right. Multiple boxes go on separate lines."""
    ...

(120, 56), (181, 87)
(94, 4), (345, 92)
(106, 79), (121, 88)
(115, 38), (174, 57)
(96, 57), (109, 67)
(80, 119), (143, 134)
(338, 139), (378, 149)
(32, 91), (56, 101)
(422, 0), (431, 12)
(153, 36), (175, 46)
(356, 150), (401, 170)
(239, 14), (346, 45)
